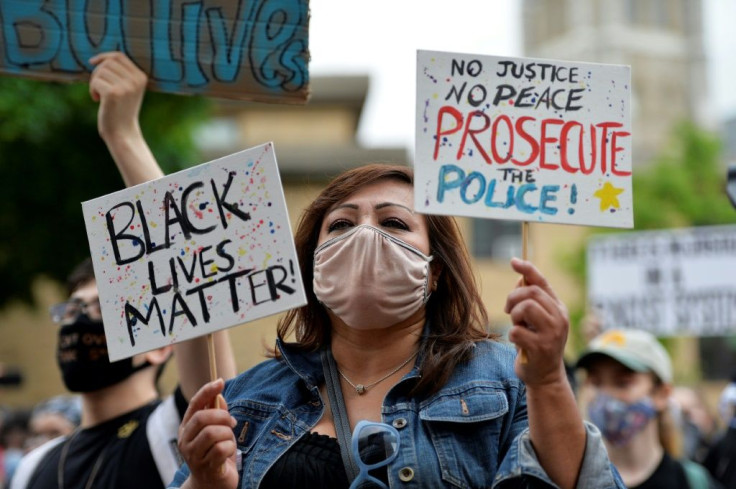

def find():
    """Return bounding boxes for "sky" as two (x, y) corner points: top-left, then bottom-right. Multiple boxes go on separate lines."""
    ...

(307, 0), (736, 150)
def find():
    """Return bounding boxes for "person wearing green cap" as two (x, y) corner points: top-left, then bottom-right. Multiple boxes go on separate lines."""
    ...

(577, 329), (722, 489)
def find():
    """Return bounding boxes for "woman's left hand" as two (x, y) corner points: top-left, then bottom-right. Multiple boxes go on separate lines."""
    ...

(504, 258), (570, 387)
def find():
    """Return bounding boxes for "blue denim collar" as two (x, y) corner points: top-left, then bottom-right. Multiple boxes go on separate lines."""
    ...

(275, 324), (427, 392)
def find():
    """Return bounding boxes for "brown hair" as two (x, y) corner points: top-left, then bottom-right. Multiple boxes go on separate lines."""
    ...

(275, 163), (496, 396)
(66, 257), (95, 296)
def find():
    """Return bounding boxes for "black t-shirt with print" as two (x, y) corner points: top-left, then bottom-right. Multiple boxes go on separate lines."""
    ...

(24, 390), (187, 489)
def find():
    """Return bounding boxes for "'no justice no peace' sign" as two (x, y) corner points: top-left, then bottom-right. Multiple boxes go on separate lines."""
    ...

(414, 50), (633, 229)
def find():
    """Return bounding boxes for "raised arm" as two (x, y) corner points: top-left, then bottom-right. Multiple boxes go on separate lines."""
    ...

(90, 52), (237, 398)
(504, 258), (586, 489)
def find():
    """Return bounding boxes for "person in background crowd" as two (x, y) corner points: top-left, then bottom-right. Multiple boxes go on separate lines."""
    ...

(577, 329), (722, 489)
(9, 52), (237, 489)
(25, 396), (81, 452)
(703, 375), (736, 488)
(1, 410), (30, 488)
(672, 386), (718, 464)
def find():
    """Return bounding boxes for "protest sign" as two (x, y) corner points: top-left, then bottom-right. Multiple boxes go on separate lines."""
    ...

(82, 142), (306, 361)
(587, 225), (736, 336)
(415, 50), (633, 228)
(0, 0), (309, 103)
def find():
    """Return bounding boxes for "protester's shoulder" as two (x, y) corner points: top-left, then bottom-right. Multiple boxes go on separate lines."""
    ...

(443, 339), (521, 388)
(223, 350), (318, 400)
(9, 436), (65, 489)
(469, 339), (519, 374)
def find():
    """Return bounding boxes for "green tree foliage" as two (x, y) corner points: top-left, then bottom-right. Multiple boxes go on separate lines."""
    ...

(0, 77), (210, 307)
(563, 121), (735, 348)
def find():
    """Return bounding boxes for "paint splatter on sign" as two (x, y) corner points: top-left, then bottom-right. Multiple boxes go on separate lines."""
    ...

(82, 142), (306, 361)
(415, 50), (633, 228)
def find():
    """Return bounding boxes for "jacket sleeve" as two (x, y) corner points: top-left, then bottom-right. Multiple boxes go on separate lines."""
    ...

(493, 388), (625, 489)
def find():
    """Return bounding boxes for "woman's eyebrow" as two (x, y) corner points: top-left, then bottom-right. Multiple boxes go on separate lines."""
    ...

(375, 202), (415, 214)
(325, 203), (358, 216)
(326, 202), (415, 216)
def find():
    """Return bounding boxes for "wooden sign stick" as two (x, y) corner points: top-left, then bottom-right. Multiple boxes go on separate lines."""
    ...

(207, 333), (221, 409)
(519, 221), (529, 364)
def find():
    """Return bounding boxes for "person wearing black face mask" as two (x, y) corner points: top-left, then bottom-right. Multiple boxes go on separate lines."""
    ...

(9, 52), (237, 489)
(55, 307), (153, 394)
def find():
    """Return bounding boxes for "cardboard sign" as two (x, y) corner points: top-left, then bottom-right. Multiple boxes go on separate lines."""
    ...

(82, 143), (307, 360)
(588, 225), (736, 336)
(415, 50), (633, 228)
(0, 0), (310, 103)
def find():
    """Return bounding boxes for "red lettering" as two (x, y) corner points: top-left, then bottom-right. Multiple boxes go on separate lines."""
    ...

(540, 118), (563, 171)
(430, 107), (628, 176)
(595, 122), (622, 175)
(433, 106), (464, 161)
(491, 115), (514, 163)
(610, 130), (631, 176)
(580, 124), (597, 175)
(559, 121), (581, 174)
(458, 111), (492, 164)
(512, 116), (539, 166)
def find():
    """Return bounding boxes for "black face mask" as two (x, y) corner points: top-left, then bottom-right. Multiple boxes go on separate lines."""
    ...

(56, 314), (151, 393)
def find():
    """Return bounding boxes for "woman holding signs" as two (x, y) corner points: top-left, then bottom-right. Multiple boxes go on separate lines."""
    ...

(171, 162), (625, 488)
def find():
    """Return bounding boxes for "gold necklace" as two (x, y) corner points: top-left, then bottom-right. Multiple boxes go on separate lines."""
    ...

(336, 350), (419, 395)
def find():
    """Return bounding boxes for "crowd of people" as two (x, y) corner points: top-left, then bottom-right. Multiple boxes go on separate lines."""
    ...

(1, 52), (735, 489)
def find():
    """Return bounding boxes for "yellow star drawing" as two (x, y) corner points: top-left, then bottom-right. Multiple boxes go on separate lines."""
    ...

(593, 182), (624, 211)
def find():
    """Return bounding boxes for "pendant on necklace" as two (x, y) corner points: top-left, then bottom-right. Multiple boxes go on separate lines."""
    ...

(356, 384), (366, 395)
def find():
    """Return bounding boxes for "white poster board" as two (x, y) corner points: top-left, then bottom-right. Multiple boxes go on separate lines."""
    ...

(415, 50), (633, 229)
(82, 142), (306, 361)
(587, 225), (736, 336)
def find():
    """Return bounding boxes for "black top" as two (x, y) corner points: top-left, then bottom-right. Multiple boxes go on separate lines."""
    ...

(25, 389), (187, 489)
(704, 427), (736, 488)
(631, 453), (689, 489)
(261, 432), (390, 489)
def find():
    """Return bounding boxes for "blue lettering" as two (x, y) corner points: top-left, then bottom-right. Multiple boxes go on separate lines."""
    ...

(249, 0), (308, 91)
(460, 172), (485, 204)
(484, 179), (514, 208)
(1, 0), (61, 65)
(182, 2), (207, 87)
(49, 0), (82, 72)
(68, 0), (124, 70)
(206, 2), (259, 82)
(539, 185), (559, 215)
(151, 0), (182, 82)
(436, 164), (464, 203)
(516, 184), (538, 214)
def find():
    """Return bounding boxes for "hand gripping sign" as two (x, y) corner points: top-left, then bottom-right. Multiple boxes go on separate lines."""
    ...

(82, 142), (306, 361)
(415, 50), (633, 229)
(0, 0), (310, 103)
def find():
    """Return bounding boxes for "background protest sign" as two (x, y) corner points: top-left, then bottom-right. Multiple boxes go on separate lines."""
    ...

(0, 0), (309, 103)
(587, 225), (736, 336)
(82, 142), (306, 361)
(415, 50), (633, 228)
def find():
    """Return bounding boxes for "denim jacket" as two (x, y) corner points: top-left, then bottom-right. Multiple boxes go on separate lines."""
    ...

(169, 339), (625, 488)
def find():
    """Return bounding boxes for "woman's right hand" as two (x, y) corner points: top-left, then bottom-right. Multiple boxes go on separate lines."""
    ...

(178, 379), (239, 489)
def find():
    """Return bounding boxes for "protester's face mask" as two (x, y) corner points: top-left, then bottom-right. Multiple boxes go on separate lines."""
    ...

(56, 313), (150, 393)
(313, 224), (434, 329)
(588, 392), (657, 446)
